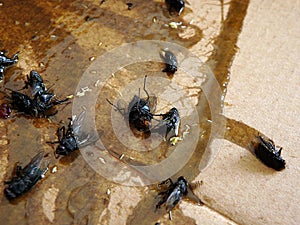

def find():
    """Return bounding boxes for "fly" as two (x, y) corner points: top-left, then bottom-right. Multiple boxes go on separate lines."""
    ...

(107, 75), (155, 135)
(6, 70), (70, 117)
(160, 49), (178, 77)
(4, 151), (48, 200)
(155, 107), (180, 140)
(252, 135), (286, 171)
(155, 176), (203, 220)
(0, 51), (18, 80)
(48, 109), (98, 157)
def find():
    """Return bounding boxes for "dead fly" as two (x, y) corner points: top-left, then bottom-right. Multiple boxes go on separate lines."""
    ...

(4, 151), (48, 200)
(153, 107), (180, 140)
(107, 76), (154, 134)
(165, 0), (185, 16)
(4, 70), (70, 117)
(22, 70), (71, 114)
(23, 70), (46, 97)
(10, 90), (37, 116)
(155, 176), (203, 220)
(0, 51), (18, 80)
(160, 49), (178, 77)
(252, 136), (286, 171)
(47, 109), (98, 157)
(8, 90), (68, 117)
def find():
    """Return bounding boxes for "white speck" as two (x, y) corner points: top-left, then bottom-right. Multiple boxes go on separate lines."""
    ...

(207, 119), (212, 123)
(169, 21), (182, 29)
(89, 56), (95, 61)
(50, 34), (57, 40)
(107, 188), (111, 195)
(119, 154), (124, 160)
(95, 80), (101, 87)
(99, 157), (106, 164)
(98, 42), (103, 46)
(76, 92), (85, 97)
(111, 73), (115, 77)
(51, 166), (58, 173)
(76, 86), (92, 97)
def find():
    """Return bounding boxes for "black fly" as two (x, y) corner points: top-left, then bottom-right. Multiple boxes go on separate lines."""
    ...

(252, 136), (286, 171)
(9, 90), (68, 117)
(165, 0), (185, 16)
(156, 107), (180, 139)
(155, 176), (202, 220)
(50, 118), (78, 156)
(4, 151), (48, 200)
(48, 109), (98, 157)
(23, 70), (70, 109)
(0, 51), (18, 80)
(23, 70), (46, 97)
(10, 90), (38, 116)
(8, 70), (70, 117)
(107, 76), (154, 134)
(160, 49), (178, 77)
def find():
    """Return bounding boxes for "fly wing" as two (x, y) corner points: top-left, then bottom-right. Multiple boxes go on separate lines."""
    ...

(72, 109), (99, 147)
(22, 151), (44, 175)
(160, 49), (178, 67)
(165, 186), (183, 212)
(77, 133), (99, 148)
(72, 109), (86, 136)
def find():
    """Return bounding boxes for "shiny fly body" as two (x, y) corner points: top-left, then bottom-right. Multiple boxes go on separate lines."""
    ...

(165, 0), (185, 16)
(11, 90), (37, 116)
(48, 109), (98, 157)
(252, 136), (286, 171)
(51, 118), (79, 156)
(156, 176), (187, 220)
(4, 151), (48, 200)
(0, 51), (18, 80)
(160, 49), (178, 77)
(155, 107), (180, 139)
(107, 76), (154, 134)
(23, 70), (47, 97)
(23, 70), (70, 116)
(10, 90), (68, 117)
(155, 176), (203, 220)
(7, 70), (70, 117)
